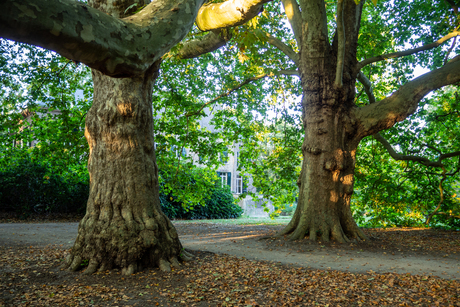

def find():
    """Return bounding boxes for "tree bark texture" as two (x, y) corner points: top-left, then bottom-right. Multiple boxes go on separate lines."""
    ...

(280, 0), (366, 242)
(280, 105), (366, 242)
(280, 53), (366, 242)
(65, 64), (185, 274)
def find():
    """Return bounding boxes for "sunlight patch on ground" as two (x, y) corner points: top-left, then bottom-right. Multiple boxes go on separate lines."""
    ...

(172, 216), (292, 225)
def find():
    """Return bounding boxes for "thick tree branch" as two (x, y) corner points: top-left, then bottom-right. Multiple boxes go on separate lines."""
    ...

(0, 0), (205, 77)
(174, 30), (231, 59)
(357, 31), (460, 71)
(356, 72), (376, 104)
(265, 33), (300, 66)
(373, 132), (460, 167)
(300, 0), (329, 50)
(175, 0), (273, 59)
(195, 0), (270, 32)
(335, 0), (345, 87)
(281, 0), (303, 45)
(353, 55), (460, 138)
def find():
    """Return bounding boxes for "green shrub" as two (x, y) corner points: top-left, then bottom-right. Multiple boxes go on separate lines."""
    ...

(160, 183), (243, 220)
(0, 157), (242, 220)
(0, 159), (89, 216)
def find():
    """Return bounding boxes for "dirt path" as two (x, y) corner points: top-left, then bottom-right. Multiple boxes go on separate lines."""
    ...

(0, 222), (459, 280)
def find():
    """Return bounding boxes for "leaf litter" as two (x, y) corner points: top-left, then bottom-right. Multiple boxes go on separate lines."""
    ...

(0, 245), (459, 306)
(0, 215), (459, 306)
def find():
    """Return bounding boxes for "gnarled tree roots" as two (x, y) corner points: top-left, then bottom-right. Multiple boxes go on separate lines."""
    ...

(64, 215), (194, 275)
(278, 214), (368, 243)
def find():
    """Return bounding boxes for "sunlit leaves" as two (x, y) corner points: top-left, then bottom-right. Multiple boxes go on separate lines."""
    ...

(353, 87), (460, 228)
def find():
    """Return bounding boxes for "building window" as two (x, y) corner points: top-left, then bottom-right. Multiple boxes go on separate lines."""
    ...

(236, 174), (247, 194)
(217, 172), (231, 189)
(236, 175), (243, 194)
(220, 172), (227, 187)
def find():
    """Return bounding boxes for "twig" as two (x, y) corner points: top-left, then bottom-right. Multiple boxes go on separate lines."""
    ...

(443, 36), (457, 65)
(33, 60), (73, 96)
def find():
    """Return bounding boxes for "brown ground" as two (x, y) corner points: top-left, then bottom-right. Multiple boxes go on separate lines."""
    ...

(0, 213), (459, 306)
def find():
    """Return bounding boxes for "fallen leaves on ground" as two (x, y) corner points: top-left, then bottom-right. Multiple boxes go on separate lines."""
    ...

(1, 245), (459, 307)
(363, 228), (460, 255)
(174, 223), (460, 257)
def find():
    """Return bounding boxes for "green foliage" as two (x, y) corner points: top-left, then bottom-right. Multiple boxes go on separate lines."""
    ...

(353, 89), (460, 229)
(0, 158), (89, 217)
(0, 40), (92, 168)
(159, 167), (243, 220)
(0, 154), (242, 220)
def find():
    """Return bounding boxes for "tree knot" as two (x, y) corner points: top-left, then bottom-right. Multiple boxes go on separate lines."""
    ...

(306, 147), (322, 155)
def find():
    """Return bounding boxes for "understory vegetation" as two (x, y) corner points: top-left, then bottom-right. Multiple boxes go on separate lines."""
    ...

(0, 156), (242, 220)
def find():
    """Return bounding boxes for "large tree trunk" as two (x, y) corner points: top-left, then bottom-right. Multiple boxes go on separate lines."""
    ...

(65, 63), (187, 274)
(280, 31), (367, 242)
(279, 98), (367, 242)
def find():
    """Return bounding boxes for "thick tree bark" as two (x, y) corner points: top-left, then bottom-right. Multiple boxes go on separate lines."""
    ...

(65, 63), (187, 274)
(279, 75), (366, 242)
(0, 0), (205, 77)
(279, 0), (366, 242)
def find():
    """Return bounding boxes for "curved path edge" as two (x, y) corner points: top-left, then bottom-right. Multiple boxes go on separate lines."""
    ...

(0, 223), (458, 280)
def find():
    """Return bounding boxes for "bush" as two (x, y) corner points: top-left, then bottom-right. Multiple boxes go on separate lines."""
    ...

(0, 157), (242, 220)
(160, 183), (243, 220)
(0, 159), (89, 216)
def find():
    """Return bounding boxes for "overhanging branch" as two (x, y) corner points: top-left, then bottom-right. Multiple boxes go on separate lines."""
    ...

(174, 30), (231, 59)
(0, 0), (205, 77)
(373, 132), (460, 167)
(353, 55), (460, 138)
(357, 31), (460, 71)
